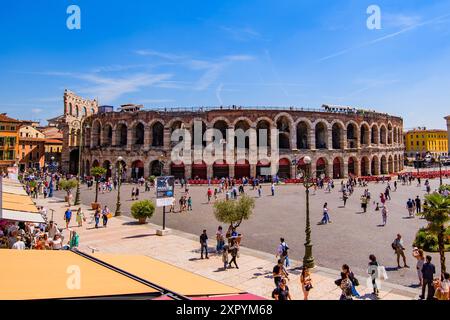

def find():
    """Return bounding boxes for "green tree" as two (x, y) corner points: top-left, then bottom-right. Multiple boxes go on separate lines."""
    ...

(131, 200), (155, 224)
(418, 192), (450, 274)
(58, 179), (78, 203)
(91, 166), (107, 203)
(213, 194), (255, 231)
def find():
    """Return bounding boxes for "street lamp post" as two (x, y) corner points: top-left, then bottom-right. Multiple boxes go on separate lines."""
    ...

(438, 155), (443, 187)
(299, 156), (315, 269)
(115, 156), (123, 216)
(72, 118), (89, 206)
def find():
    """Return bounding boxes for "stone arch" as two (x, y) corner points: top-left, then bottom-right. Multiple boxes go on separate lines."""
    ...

(360, 122), (370, 146)
(348, 156), (359, 176)
(151, 121), (164, 147)
(331, 121), (345, 149)
(296, 120), (311, 149)
(278, 158), (291, 179)
(232, 116), (253, 128)
(380, 155), (388, 174)
(388, 155), (394, 173)
(276, 115), (291, 149)
(371, 155), (380, 175)
(102, 160), (112, 178)
(213, 119), (230, 144)
(83, 106), (87, 117)
(166, 117), (185, 129)
(394, 154), (398, 172)
(116, 122), (128, 146)
(379, 124), (387, 144)
(92, 159), (100, 168)
(85, 160), (90, 176)
(371, 123), (379, 144)
(75, 105), (79, 118)
(68, 103), (73, 116)
(130, 121), (145, 145)
(314, 121), (328, 149)
(273, 112), (294, 128)
(255, 119), (272, 149)
(149, 160), (163, 176)
(189, 118), (207, 147)
(316, 157), (328, 177)
(235, 119), (251, 149)
(361, 156), (370, 176)
(387, 122), (393, 145)
(91, 119), (102, 147)
(346, 121), (359, 148)
(103, 123), (113, 146)
(333, 156), (344, 179)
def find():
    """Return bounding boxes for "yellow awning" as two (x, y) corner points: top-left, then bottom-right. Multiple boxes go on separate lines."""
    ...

(0, 250), (158, 300)
(2, 193), (39, 213)
(94, 253), (242, 296)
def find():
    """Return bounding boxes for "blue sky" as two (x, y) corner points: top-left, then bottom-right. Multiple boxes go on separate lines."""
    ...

(0, 0), (449, 129)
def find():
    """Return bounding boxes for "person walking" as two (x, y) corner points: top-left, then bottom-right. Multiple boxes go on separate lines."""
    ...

(342, 264), (360, 298)
(392, 234), (409, 268)
(300, 267), (313, 300)
(413, 247), (425, 286)
(360, 195), (368, 213)
(336, 272), (353, 300)
(415, 196), (421, 214)
(216, 226), (224, 254)
(218, 244), (228, 270)
(272, 259), (289, 288)
(76, 208), (84, 227)
(200, 229), (209, 259)
(320, 203), (331, 224)
(102, 205), (110, 228)
(273, 278), (291, 301)
(64, 208), (72, 229)
(228, 239), (239, 269)
(207, 188), (212, 203)
(368, 254), (380, 297)
(271, 183), (275, 196)
(187, 196), (192, 211)
(135, 187), (140, 200)
(342, 191), (348, 207)
(276, 238), (290, 267)
(258, 185), (262, 198)
(420, 255), (436, 300)
(131, 187), (135, 201)
(381, 205), (388, 226)
(406, 198), (414, 218)
(94, 208), (101, 229)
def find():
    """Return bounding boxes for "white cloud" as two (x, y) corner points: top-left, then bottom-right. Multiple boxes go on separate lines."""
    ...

(31, 108), (43, 114)
(220, 26), (262, 41)
(317, 13), (450, 62)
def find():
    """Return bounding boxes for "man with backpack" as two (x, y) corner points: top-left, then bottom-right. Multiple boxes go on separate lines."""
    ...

(276, 237), (290, 267)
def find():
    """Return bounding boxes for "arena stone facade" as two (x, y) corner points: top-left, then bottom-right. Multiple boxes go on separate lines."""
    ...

(60, 92), (405, 181)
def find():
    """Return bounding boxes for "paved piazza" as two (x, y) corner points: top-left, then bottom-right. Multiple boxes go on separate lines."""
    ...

(56, 174), (449, 287)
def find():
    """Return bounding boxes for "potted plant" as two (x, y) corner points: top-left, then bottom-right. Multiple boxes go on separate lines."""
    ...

(131, 200), (155, 224)
(148, 175), (156, 187)
(90, 166), (107, 210)
(58, 179), (78, 204)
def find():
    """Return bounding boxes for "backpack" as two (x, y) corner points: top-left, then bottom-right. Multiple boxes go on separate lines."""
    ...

(282, 244), (289, 256)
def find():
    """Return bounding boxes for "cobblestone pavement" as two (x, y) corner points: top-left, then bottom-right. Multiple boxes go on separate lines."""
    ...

(54, 176), (449, 287)
(36, 194), (421, 300)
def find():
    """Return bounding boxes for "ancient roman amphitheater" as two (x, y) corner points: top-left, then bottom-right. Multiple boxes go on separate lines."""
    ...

(59, 91), (404, 180)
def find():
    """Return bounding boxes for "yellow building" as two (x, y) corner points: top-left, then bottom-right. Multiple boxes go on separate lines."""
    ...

(0, 113), (21, 172)
(404, 128), (448, 159)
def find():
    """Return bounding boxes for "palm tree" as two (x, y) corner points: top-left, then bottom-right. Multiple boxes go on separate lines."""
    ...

(418, 192), (450, 274)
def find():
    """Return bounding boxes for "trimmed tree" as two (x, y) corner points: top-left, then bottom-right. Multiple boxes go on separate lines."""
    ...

(91, 166), (107, 204)
(131, 200), (155, 224)
(213, 194), (255, 232)
(417, 192), (450, 274)
(58, 179), (78, 204)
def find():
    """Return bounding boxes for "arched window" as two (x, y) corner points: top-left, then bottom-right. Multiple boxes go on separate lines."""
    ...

(152, 122), (164, 147)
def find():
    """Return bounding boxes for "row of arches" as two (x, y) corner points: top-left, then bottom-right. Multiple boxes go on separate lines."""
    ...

(88, 117), (403, 151)
(83, 154), (404, 180)
(66, 103), (96, 118)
